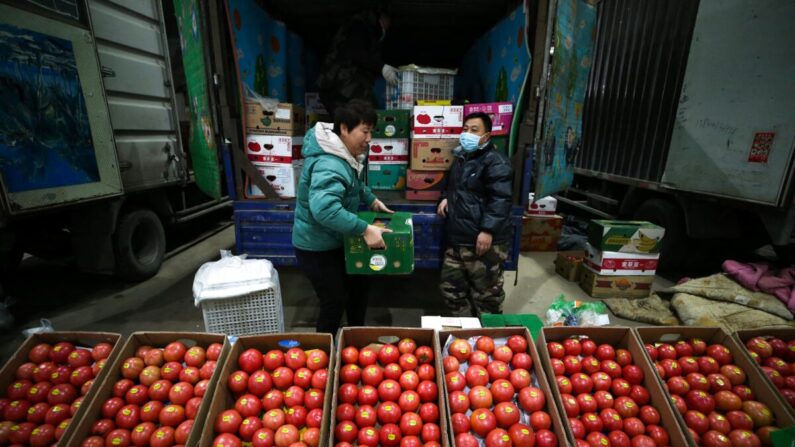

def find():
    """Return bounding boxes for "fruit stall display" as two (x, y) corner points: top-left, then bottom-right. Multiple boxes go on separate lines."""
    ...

(636, 327), (795, 447)
(69, 332), (231, 447)
(440, 327), (567, 447)
(199, 333), (334, 447)
(0, 332), (123, 446)
(330, 327), (446, 447)
(735, 329), (795, 413)
(539, 327), (689, 447)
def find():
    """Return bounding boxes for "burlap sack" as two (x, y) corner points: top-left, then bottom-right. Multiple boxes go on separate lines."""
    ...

(670, 292), (795, 333)
(602, 294), (680, 326)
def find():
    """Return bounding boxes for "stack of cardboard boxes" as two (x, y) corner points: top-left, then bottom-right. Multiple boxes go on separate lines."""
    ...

(405, 104), (462, 199)
(367, 110), (411, 191)
(244, 101), (305, 199)
(580, 220), (665, 299)
(520, 196), (563, 251)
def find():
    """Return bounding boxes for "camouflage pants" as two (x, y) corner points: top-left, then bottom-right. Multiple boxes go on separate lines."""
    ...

(439, 245), (508, 317)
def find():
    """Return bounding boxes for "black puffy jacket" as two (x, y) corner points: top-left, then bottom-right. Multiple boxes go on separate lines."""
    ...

(442, 143), (513, 247)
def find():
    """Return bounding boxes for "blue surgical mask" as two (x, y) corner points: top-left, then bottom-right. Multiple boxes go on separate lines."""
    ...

(459, 132), (482, 152)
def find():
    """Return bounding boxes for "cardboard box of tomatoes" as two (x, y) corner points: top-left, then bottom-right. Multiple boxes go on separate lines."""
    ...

(438, 327), (569, 447)
(538, 327), (690, 447)
(0, 331), (124, 446)
(68, 332), (231, 447)
(733, 328), (795, 418)
(198, 332), (334, 447)
(330, 327), (449, 447)
(635, 326), (795, 446)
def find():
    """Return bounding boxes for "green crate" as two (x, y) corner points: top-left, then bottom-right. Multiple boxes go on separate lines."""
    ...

(587, 219), (665, 254)
(373, 110), (411, 138)
(367, 163), (407, 190)
(345, 212), (414, 275)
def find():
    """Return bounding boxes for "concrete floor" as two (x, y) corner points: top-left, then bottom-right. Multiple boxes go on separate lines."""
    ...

(0, 226), (672, 363)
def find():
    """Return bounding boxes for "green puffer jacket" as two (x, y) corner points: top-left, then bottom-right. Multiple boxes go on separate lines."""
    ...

(292, 123), (377, 251)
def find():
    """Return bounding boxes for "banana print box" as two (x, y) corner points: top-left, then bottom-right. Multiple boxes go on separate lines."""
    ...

(587, 220), (665, 254)
(345, 212), (414, 275)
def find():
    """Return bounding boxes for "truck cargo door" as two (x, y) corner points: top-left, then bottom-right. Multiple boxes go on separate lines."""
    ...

(533, 0), (598, 198)
(663, 0), (795, 206)
(0, 2), (123, 214)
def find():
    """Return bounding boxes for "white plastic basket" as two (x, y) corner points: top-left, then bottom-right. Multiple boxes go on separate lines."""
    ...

(200, 282), (285, 336)
(386, 65), (457, 109)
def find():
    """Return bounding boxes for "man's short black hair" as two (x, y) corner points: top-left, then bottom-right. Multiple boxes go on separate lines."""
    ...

(463, 112), (493, 132)
(334, 99), (377, 135)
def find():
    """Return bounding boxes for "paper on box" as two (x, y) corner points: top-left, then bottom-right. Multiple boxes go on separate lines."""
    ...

(421, 316), (482, 331)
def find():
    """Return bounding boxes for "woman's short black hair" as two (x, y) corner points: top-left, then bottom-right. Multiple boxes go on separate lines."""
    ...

(463, 111), (493, 132)
(333, 99), (378, 134)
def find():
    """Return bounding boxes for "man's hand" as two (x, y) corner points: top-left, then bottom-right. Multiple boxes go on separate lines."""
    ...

(370, 199), (394, 214)
(382, 64), (400, 86)
(363, 224), (391, 249)
(437, 198), (448, 217)
(475, 231), (493, 256)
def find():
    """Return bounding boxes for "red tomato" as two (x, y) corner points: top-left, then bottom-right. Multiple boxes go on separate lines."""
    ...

(493, 346), (514, 363)
(469, 385), (493, 409)
(355, 404), (377, 427)
(215, 409), (242, 434)
(399, 390), (421, 413)
(284, 386), (305, 407)
(609, 431), (631, 447)
(586, 431), (608, 447)
(399, 353), (419, 371)
(421, 423), (441, 443)
(415, 346), (434, 364)
(470, 408), (497, 437)
(341, 346), (359, 365)
(304, 388), (324, 410)
(494, 402), (521, 428)
(160, 362), (182, 382)
(174, 419), (194, 444)
(379, 423), (402, 447)
(535, 429), (557, 447)
(451, 412), (470, 434)
(263, 350), (285, 371)
(486, 428), (513, 447)
(399, 412), (423, 436)
(275, 425), (300, 447)
(530, 411), (551, 431)
(361, 364), (383, 386)
(238, 348), (264, 374)
(131, 422), (156, 446)
(377, 401), (402, 425)
(448, 339), (472, 362)
(180, 368), (200, 386)
(419, 402), (438, 423)
(547, 342), (565, 359)
(492, 379), (516, 403)
(456, 433), (479, 447)
(168, 382), (194, 405)
(285, 348), (307, 370)
(417, 380), (438, 402)
(303, 427), (321, 447)
(199, 360), (216, 380)
(357, 426), (379, 446)
(212, 433), (242, 447)
(519, 387), (546, 413)
(306, 408), (323, 428)
(105, 428), (132, 447)
(125, 384), (149, 406)
(262, 408), (286, 430)
(272, 367), (294, 389)
(159, 404), (185, 427)
(623, 417), (646, 438)
(358, 347), (377, 366)
(239, 417), (262, 441)
(399, 371), (420, 392)
(183, 346), (205, 368)
(102, 397), (125, 419)
(140, 400), (164, 423)
(310, 369), (328, 389)
(246, 370), (270, 397)
(443, 356), (459, 373)
(379, 344), (400, 365)
(115, 404), (141, 430)
(601, 408), (623, 432)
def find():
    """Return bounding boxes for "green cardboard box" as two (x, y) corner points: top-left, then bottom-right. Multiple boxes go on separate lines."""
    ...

(373, 110), (411, 138)
(345, 212), (414, 275)
(367, 163), (407, 190)
(587, 220), (665, 254)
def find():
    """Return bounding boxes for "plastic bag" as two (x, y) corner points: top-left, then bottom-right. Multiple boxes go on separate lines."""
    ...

(545, 295), (610, 327)
(193, 250), (278, 305)
(245, 86), (280, 113)
(22, 318), (54, 337)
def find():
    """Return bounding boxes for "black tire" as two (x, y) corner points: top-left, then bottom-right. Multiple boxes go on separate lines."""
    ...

(633, 198), (687, 272)
(114, 209), (165, 281)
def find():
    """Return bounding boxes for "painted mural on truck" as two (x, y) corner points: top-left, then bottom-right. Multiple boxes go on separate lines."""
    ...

(0, 23), (100, 193)
(535, 0), (596, 198)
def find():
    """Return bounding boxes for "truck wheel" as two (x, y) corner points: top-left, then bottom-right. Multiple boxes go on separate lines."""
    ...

(633, 198), (687, 272)
(114, 209), (165, 281)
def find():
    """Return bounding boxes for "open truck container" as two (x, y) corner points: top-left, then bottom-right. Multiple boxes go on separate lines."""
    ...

(201, 0), (594, 270)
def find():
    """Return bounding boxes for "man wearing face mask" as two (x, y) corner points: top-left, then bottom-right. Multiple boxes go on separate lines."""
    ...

(293, 100), (394, 335)
(437, 112), (513, 317)
(316, 5), (399, 116)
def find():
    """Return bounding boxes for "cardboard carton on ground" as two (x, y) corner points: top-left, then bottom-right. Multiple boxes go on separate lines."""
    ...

(588, 219), (665, 254)
(636, 326), (795, 441)
(345, 212), (414, 275)
(520, 215), (563, 251)
(198, 333), (333, 447)
(410, 138), (457, 170)
(245, 134), (293, 164)
(367, 163), (407, 190)
(245, 162), (299, 199)
(539, 327), (690, 447)
(373, 109), (411, 138)
(368, 138), (409, 164)
(463, 102), (514, 135)
(406, 169), (447, 201)
(584, 242), (659, 276)
(70, 332), (231, 447)
(412, 105), (464, 138)
(579, 266), (653, 299)
(246, 102), (305, 136)
(0, 332), (125, 447)
(554, 250), (584, 281)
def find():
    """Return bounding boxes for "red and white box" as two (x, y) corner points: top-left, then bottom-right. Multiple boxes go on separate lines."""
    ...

(246, 135), (293, 164)
(527, 194), (558, 215)
(584, 242), (659, 276)
(368, 138), (409, 164)
(246, 162), (299, 199)
(412, 105), (463, 138)
(463, 102), (514, 136)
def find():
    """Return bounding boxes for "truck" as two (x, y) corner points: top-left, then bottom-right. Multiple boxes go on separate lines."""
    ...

(0, 0), (231, 298)
(543, 0), (795, 269)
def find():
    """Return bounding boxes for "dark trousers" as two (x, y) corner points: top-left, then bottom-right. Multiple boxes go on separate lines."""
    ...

(295, 247), (369, 335)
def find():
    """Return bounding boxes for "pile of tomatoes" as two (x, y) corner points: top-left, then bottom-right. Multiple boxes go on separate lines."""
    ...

(1, 340), (115, 446)
(333, 337), (442, 447)
(547, 336), (670, 447)
(82, 340), (223, 446)
(445, 334), (558, 447)
(742, 335), (795, 407)
(646, 337), (782, 447)
(212, 345), (330, 447)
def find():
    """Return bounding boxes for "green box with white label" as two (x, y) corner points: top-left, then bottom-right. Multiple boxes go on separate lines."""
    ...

(345, 212), (414, 275)
(373, 110), (410, 138)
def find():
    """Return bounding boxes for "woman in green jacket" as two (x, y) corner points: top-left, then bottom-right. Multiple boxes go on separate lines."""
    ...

(292, 100), (392, 334)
